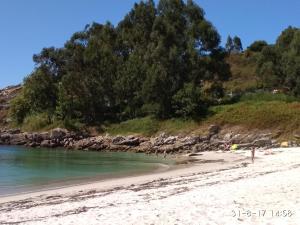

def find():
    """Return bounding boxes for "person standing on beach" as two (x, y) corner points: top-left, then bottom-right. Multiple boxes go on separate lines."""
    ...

(251, 147), (255, 163)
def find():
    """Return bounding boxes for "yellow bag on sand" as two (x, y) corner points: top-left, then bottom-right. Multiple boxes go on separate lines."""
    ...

(231, 144), (238, 151)
(280, 142), (289, 147)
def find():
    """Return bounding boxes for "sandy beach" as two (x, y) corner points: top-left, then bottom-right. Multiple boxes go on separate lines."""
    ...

(0, 148), (299, 225)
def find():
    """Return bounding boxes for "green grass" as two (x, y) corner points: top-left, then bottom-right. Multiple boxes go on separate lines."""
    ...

(21, 113), (53, 132)
(20, 113), (84, 132)
(104, 116), (199, 136)
(239, 92), (298, 103)
(104, 117), (160, 136)
(208, 100), (300, 133)
(159, 119), (199, 135)
(105, 96), (300, 137)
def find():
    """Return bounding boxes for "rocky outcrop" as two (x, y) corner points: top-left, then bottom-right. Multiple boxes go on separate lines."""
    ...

(0, 125), (289, 154)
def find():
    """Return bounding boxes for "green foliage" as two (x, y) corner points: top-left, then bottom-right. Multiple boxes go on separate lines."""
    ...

(248, 40), (268, 52)
(257, 26), (300, 95)
(10, 67), (57, 125)
(21, 113), (52, 132)
(172, 83), (206, 118)
(233, 36), (243, 52)
(225, 36), (233, 53)
(10, 0), (230, 128)
(10, 93), (30, 124)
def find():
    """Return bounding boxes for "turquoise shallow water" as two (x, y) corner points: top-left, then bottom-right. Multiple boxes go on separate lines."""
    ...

(0, 146), (173, 196)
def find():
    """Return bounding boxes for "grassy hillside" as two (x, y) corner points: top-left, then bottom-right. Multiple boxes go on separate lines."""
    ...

(103, 93), (300, 138)
(209, 97), (300, 133)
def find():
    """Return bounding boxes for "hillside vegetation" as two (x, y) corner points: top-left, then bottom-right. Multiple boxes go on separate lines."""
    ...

(224, 53), (259, 93)
(2, 1), (300, 139)
(102, 93), (300, 138)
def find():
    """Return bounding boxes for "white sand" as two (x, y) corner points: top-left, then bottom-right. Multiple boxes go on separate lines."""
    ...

(0, 148), (299, 225)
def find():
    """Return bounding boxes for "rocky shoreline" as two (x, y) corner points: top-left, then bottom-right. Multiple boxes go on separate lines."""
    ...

(0, 125), (292, 154)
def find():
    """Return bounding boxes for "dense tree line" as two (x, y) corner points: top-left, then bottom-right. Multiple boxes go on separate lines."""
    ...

(257, 26), (300, 95)
(11, 0), (230, 125)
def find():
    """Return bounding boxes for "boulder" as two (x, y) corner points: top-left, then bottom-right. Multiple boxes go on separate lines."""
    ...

(163, 136), (177, 145)
(9, 133), (27, 145)
(0, 133), (12, 142)
(252, 138), (272, 147)
(192, 143), (208, 152)
(152, 133), (168, 146)
(112, 136), (125, 145)
(40, 132), (50, 141)
(73, 138), (95, 150)
(223, 132), (233, 141)
(180, 136), (200, 146)
(89, 142), (108, 151)
(50, 128), (68, 140)
(133, 141), (151, 153)
(25, 133), (44, 143)
(40, 140), (57, 148)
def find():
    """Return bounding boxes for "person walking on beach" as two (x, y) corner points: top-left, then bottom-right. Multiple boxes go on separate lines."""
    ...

(251, 147), (255, 163)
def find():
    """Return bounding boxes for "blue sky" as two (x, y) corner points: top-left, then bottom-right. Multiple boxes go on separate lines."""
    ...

(0, 0), (299, 88)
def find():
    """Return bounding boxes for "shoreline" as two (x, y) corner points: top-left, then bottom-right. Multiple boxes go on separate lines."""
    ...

(0, 161), (173, 199)
(0, 150), (248, 204)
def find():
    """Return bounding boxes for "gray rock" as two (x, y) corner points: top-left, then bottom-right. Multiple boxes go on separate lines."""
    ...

(112, 136), (140, 146)
(112, 136), (125, 144)
(9, 133), (27, 145)
(50, 128), (68, 140)
(152, 133), (168, 146)
(180, 136), (200, 146)
(40, 132), (50, 141)
(0, 133), (12, 142)
(163, 136), (177, 145)
(73, 138), (95, 150)
(252, 138), (272, 147)
(223, 132), (233, 141)
(121, 138), (140, 146)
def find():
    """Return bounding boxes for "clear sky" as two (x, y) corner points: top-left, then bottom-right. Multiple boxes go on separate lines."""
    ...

(0, 0), (299, 88)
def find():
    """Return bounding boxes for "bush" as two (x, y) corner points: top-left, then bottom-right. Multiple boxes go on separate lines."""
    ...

(172, 83), (207, 118)
(9, 93), (30, 124)
(248, 40), (268, 52)
(21, 113), (52, 131)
